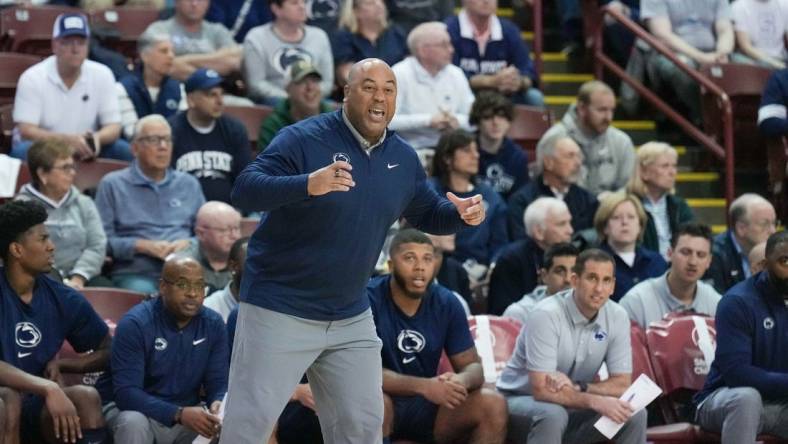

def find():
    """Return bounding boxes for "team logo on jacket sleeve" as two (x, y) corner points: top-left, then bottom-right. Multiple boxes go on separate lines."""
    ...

(15, 322), (41, 348)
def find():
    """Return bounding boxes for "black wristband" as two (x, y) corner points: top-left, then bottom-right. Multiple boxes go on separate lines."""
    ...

(174, 407), (184, 424)
(578, 381), (588, 393)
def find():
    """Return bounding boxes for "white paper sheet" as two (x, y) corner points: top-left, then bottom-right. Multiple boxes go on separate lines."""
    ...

(192, 394), (227, 444)
(594, 374), (663, 439)
(0, 154), (21, 198)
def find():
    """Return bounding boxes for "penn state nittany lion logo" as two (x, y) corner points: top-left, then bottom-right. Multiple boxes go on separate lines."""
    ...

(306, 0), (339, 19)
(332, 152), (350, 164)
(154, 337), (168, 351)
(397, 329), (426, 354)
(272, 48), (312, 76)
(15, 322), (42, 348)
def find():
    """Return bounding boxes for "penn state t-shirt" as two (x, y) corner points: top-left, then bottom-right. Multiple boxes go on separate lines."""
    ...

(0, 269), (108, 378)
(367, 275), (474, 377)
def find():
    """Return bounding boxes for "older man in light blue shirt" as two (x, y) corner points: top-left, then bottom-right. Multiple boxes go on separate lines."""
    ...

(95, 114), (205, 294)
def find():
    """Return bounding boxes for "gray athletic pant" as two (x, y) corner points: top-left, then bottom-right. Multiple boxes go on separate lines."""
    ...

(696, 387), (788, 444)
(505, 395), (647, 444)
(103, 403), (198, 444)
(219, 303), (384, 444)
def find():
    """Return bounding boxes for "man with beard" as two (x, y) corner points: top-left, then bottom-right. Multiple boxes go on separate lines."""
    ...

(368, 229), (507, 444)
(694, 230), (788, 443)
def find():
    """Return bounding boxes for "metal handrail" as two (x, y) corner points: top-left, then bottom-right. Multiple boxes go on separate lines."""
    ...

(589, 4), (735, 208)
(532, 0), (543, 78)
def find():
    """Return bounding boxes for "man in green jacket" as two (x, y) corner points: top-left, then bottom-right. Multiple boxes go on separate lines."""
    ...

(257, 60), (334, 152)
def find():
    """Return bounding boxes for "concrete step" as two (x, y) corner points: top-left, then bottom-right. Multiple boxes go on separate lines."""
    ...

(541, 73), (593, 95)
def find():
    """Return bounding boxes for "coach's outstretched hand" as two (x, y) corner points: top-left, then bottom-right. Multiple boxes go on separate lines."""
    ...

(308, 161), (355, 196)
(447, 192), (486, 226)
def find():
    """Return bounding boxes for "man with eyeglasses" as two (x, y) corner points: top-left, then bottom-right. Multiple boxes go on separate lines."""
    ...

(169, 69), (251, 205)
(389, 21), (475, 151)
(497, 249), (647, 444)
(183, 201), (243, 294)
(705, 193), (778, 294)
(11, 13), (131, 161)
(107, 255), (228, 444)
(96, 114), (206, 294)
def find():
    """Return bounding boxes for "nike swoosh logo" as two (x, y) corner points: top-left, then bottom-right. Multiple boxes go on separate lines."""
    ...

(17, 352), (31, 358)
(402, 356), (416, 364)
(387, 163), (399, 169)
(193, 338), (207, 345)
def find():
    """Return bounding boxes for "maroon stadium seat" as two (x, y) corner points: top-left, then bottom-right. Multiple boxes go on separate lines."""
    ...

(0, 5), (80, 56)
(88, 7), (160, 59)
(223, 105), (274, 153)
(0, 52), (42, 105)
(80, 287), (146, 335)
(507, 105), (553, 161)
(0, 103), (13, 153)
(73, 158), (129, 194)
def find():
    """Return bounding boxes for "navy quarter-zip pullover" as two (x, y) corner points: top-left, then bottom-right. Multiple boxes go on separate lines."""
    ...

(231, 110), (467, 321)
(111, 297), (228, 426)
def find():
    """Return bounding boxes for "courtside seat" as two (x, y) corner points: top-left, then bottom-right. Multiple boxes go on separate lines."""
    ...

(80, 287), (146, 335)
(467, 315), (522, 383)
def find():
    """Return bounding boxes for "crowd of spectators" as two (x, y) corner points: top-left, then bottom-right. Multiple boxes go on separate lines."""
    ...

(4, 0), (788, 443)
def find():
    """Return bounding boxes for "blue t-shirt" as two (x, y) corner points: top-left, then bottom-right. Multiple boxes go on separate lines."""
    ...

(477, 136), (529, 200)
(427, 178), (509, 265)
(111, 297), (228, 426)
(368, 275), (474, 377)
(0, 270), (108, 378)
(331, 26), (407, 67)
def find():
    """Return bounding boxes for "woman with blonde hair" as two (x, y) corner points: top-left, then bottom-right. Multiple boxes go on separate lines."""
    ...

(594, 192), (668, 301)
(627, 141), (694, 259)
(331, 0), (407, 91)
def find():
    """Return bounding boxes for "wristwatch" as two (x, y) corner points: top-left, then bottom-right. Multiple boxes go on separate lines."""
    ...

(174, 407), (184, 424)
(578, 381), (589, 393)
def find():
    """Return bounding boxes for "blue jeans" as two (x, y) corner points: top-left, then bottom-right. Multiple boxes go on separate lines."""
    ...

(111, 274), (159, 295)
(11, 138), (133, 161)
(511, 88), (546, 108)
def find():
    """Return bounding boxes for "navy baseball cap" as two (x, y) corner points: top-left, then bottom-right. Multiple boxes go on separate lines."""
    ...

(185, 69), (224, 93)
(52, 13), (90, 39)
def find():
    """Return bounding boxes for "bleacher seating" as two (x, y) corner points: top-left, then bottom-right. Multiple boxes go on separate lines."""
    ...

(507, 104), (552, 160)
(0, 5), (79, 55)
(700, 63), (773, 171)
(73, 158), (129, 195)
(0, 103), (13, 153)
(88, 7), (160, 60)
(0, 52), (41, 105)
(223, 105), (274, 153)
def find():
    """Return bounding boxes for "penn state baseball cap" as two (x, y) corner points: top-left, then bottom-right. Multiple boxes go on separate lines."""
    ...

(52, 13), (90, 39)
(286, 59), (322, 84)
(184, 68), (223, 93)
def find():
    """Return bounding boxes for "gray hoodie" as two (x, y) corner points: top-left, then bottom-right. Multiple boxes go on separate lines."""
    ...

(16, 184), (107, 281)
(537, 104), (636, 195)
